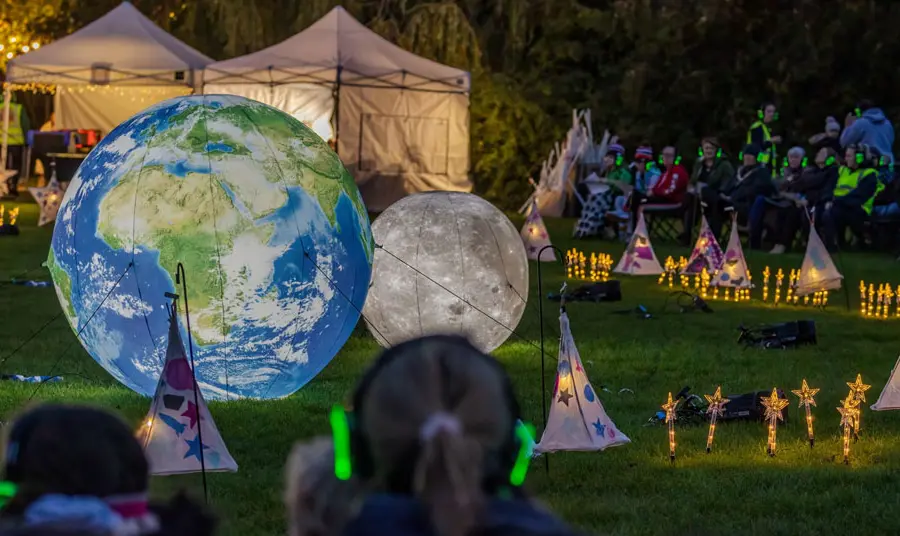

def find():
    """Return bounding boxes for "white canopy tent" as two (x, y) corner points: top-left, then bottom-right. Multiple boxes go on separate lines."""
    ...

(2, 2), (212, 166)
(203, 6), (471, 211)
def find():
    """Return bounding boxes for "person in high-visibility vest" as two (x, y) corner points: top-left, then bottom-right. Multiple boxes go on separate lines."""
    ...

(823, 143), (884, 250)
(1, 94), (30, 199)
(746, 102), (782, 178)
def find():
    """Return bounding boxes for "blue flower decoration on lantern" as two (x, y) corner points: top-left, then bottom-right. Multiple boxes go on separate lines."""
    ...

(584, 384), (595, 402)
(719, 272), (730, 281)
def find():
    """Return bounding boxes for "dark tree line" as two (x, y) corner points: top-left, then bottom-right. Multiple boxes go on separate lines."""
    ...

(8, 0), (900, 209)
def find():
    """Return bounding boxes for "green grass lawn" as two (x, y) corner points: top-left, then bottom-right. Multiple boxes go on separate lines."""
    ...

(2, 199), (900, 535)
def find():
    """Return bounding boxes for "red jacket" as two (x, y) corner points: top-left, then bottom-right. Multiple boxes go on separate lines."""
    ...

(650, 164), (689, 203)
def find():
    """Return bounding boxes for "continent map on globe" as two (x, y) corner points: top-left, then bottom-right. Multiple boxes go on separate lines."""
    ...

(48, 95), (374, 400)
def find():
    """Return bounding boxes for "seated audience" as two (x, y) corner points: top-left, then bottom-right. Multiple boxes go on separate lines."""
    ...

(841, 99), (894, 161)
(823, 144), (883, 250)
(765, 147), (840, 254)
(340, 335), (579, 536)
(681, 137), (735, 244)
(574, 143), (632, 239)
(808, 116), (842, 157)
(721, 144), (777, 227)
(748, 146), (808, 249)
(629, 146), (689, 223)
(0, 404), (214, 536)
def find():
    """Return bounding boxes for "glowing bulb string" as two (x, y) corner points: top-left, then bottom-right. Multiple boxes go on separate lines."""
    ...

(25, 262), (134, 402)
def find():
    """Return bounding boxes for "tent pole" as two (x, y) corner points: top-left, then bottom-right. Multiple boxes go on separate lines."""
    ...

(1, 86), (10, 174)
(333, 66), (342, 156)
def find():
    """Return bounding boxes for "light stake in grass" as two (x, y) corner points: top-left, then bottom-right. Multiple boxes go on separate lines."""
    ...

(762, 266), (770, 301)
(859, 280), (867, 316)
(761, 388), (788, 456)
(662, 392), (678, 462)
(774, 268), (784, 305)
(704, 386), (729, 453)
(791, 379), (820, 448)
(846, 374), (871, 438)
(867, 283), (875, 317)
(837, 397), (860, 465)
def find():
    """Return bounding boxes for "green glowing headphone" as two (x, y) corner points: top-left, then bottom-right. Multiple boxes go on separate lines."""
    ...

(330, 337), (534, 490)
(824, 155), (836, 167)
(658, 152), (682, 166)
(758, 104), (779, 121)
(614, 153), (624, 166)
(783, 156), (808, 168)
(855, 107), (862, 118)
(698, 146), (722, 159)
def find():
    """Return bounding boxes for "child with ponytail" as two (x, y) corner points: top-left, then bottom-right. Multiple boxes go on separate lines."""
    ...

(336, 335), (579, 536)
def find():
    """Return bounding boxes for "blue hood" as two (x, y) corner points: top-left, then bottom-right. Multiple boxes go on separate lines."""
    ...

(840, 107), (895, 161)
(342, 494), (579, 536)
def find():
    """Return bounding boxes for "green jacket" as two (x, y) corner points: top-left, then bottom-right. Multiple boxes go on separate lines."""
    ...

(607, 166), (633, 195)
(691, 157), (735, 192)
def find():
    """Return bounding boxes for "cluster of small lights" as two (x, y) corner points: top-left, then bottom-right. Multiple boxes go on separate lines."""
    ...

(565, 248), (612, 282)
(858, 281), (899, 319)
(661, 392), (678, 462)
(4, 82), (55, 94)
(658, 258), (751, 301)
(0, 206), (19, 226)
(756, 266), (829, 308)
(658, 256), (689, 288)
(0, 35), (40, 61)
(760, 388), (789, 456)
(704, 386), (729, 454)
(792, 379), (820, 448)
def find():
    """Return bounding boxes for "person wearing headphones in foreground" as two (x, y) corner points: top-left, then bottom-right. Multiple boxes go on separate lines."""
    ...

(822, 144), (884, 251)
(323, 335), (578, 536)
(0, 404), (214, 536)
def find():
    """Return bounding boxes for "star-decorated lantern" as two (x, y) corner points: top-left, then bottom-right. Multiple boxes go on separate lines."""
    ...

(846, 374), (871, 437)
(28, 175), (65, 227)
(792, 379), (820, 447)
(520, 200), (555, 261)
(760, 388), (789, 456)
(704, 386), (729, 454)
(534, 309), (629, 453)
(138, 304), (237, 475)
(662, 392), (678, 462)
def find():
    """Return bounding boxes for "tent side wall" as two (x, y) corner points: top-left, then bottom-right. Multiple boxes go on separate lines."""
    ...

(54, 85), (192, 132)
(203, 83), (335, 140)
(338, 85), (471, 211)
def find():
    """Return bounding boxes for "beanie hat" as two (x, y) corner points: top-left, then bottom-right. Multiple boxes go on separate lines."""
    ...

(634, 146), (653, 160)
(743, 143), (761, 156)
(825, 116), (840, 133)
(607, 143), (625, 156)
(787, 146), (805, 158)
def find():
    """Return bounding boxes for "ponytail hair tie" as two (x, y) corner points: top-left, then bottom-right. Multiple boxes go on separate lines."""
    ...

(420, 412), (462, 441)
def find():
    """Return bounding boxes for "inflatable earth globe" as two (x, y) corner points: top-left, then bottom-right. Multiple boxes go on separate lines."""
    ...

(48, 95), (373, 400)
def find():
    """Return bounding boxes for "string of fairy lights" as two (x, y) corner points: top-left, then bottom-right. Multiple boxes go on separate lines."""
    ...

(0, 36), (41, 62)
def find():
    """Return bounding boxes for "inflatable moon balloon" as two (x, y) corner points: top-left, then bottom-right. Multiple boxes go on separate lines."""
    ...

(364, 192), (529, 352)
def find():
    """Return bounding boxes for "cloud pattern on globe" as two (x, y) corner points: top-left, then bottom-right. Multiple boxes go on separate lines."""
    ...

(48, 95), (373, 400)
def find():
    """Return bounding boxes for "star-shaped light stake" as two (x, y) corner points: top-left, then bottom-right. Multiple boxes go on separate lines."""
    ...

(837, 396), (861, 464)
(662, 392), (679, 462)
(704, 386), (730, 454)
(846, 374), (871, 438)
(792, 379), (820, 448)
(760, 388), (789, 456)
(28, 176), (65, 227)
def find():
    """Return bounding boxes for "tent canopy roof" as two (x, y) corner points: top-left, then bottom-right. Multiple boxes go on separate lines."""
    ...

(7, 2), (212, 86)
(204, 6), (469, 92)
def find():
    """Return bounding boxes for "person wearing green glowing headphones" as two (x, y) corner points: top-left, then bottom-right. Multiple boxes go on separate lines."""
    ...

(823, 144), (883, 250)
(328, 335), (577, 536)
(765, 147), (840, 254)
(841, 100), (894, 163)
(747, 102), (783, 178)
(680, 137), (735, 245)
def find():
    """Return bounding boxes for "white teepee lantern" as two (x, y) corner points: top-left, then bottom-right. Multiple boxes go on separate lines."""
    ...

(139, 306), (237, 475)
(796, 224), (843, 296)
(521, 200), (555, 261)
(871, 354), (900, 411)
(712, 214), (751, 288)
(682, 216), (724, 275)
(535, 310), (629, 453)
(613, 212), (663, 275)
